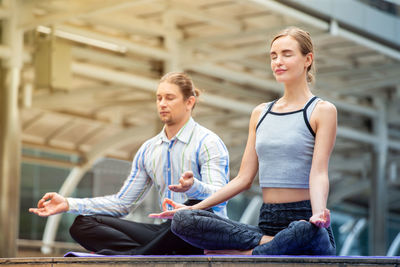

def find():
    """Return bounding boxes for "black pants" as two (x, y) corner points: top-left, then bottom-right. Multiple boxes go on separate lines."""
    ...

(69, 200), (207, 255)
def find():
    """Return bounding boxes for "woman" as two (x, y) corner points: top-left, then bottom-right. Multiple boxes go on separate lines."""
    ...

(150, 27), (337, 255)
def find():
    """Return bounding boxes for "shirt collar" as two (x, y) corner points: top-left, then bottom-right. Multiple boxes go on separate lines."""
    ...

(157, 117), (196, 145)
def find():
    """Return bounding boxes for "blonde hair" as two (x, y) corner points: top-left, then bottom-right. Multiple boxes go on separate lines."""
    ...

(159, 72), (201, 109)
(271, 27), (315, 84)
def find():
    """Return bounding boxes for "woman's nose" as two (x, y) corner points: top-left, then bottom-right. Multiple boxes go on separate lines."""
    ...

(275, 55), (283, 65)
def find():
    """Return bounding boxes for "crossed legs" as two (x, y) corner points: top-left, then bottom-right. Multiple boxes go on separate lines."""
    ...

(171, 209), (336, 255)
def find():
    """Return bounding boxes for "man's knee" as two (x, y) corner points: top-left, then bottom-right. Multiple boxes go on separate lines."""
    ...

(69, 215), (96, 239)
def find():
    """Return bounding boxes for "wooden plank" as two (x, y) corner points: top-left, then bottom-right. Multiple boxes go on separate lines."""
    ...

(0, 256), (399, 266)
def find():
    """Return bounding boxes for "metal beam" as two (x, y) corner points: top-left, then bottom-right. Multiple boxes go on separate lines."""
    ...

(171, 4), (242, 32)
(72, 47), (154, 73)
(54, 25), (169, 59)
(19, 0), (143, 31)
(333, 72), (400, 94)
(72, 62), (255, 114)
(186, 43), (268, 65)
(182, 26), (286, 47)
(332, 20), (400, 61)
(22, 155), (77, 169)
(337, 127), (378, 146)
(318, 63), (400, 80)
(83, 14), (165, 37)
(329, 179), (370, 206)
(80, 0), (160, 17)
(243, 0), (330, 31)
(71, 62), (159, 93)
(186, 63), (282, 93)
(191, 73), (273, 101)
(329, 156), (369, 173)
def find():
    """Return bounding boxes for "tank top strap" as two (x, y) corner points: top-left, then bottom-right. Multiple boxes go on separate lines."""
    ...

(256, 100), (277, 131)
(303, 96), (321, 137)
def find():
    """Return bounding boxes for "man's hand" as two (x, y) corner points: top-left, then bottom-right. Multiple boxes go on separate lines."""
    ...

(148, 198), (189, 219)
(168, 171), (194, 192)
(309, 208), (331, 228)
(29, 192), (69, 217)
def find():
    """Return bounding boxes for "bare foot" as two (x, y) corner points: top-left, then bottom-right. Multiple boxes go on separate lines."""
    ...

(259, 235), (274, 245)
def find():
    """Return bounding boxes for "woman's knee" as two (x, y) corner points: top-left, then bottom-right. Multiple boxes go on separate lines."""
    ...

(171, 210), (194, 234)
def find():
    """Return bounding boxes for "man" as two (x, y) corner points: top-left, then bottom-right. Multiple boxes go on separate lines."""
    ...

(29, 72), (229, 255)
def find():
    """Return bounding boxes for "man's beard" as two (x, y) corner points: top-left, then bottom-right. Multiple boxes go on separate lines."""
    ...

(160, 116), (173, 125)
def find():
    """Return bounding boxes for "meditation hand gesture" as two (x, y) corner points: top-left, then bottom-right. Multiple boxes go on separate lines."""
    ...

(168, 171), (194, 192)
(29, 192), (69, 217)
(148, 198), (189, 219)
(309, 208), (330, 228)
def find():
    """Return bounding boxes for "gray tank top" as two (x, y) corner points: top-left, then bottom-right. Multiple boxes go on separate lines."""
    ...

(255, 96), (320, 188)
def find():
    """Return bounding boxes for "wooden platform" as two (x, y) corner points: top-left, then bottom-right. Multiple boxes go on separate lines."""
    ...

(1, 256), (400, 267)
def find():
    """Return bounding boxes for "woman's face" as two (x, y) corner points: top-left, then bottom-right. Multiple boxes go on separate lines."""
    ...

(270, 35), (312, 84)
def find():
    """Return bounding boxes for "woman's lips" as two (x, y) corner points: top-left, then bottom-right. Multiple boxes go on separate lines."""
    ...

(274, 69), (286, 75)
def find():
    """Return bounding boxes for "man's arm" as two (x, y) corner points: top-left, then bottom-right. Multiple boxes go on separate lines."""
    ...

(30, 142), (153, 217)
(67, 142), (153, 217)
(184, 136), (229, 201)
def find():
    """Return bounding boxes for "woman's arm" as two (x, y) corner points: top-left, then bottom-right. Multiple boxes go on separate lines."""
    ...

(191, 104), (264, 210)
(150, 104), (265, 218)
(309, 100), (337, 228)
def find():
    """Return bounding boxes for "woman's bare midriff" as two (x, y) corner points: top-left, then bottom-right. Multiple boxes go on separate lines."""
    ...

(262, 188), (310, 204)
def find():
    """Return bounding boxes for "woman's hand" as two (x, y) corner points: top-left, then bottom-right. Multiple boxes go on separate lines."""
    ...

(148, 198), (189, 219)
(29, 192), (69, 217)
(309, 208), (331, 228)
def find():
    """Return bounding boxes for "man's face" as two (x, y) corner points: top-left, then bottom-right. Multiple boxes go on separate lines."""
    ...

(156, 82), (192, 126)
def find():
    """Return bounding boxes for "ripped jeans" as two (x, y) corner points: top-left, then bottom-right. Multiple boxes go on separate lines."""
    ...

(171, 200), (336, 255)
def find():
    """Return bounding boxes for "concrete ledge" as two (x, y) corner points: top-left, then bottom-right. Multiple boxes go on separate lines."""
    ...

(1, 256), (400, 266)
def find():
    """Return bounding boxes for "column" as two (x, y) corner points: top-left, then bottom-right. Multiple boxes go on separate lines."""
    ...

(0, 0), (23, 258)
(369, 97), (388, 255)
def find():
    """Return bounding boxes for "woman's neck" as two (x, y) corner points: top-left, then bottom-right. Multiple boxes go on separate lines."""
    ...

(281, 78), (312, 104)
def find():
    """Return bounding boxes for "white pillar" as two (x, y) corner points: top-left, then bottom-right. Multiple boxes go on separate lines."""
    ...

(369, 97), (388, 255)
(0, 0), (23, 258)
(162, 11), (183, 73)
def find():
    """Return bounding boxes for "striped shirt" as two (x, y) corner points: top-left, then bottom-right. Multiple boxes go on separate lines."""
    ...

(67, 117), (230, 218)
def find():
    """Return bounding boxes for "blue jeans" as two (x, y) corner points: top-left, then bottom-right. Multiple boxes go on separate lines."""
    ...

(171, 200), (336, 255)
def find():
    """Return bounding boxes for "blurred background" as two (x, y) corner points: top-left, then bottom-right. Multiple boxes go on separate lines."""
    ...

(0, 0), (400, 258)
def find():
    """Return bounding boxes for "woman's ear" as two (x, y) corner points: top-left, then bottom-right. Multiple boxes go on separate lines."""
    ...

(305, 52), (313, 68)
